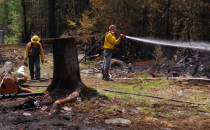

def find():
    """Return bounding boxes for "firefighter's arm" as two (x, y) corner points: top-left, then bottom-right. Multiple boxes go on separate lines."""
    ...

(107, 33), (121, 45)
(40, 44), (44, 63)
(24, 43), (31, 60)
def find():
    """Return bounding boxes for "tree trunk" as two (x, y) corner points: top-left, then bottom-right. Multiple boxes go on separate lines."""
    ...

(22, 0), (28, 43)
(166, 0), (171, 40)
(47, 38), (92, 105)
(162, 0), (174, 60)
(48, 0), (56, 38)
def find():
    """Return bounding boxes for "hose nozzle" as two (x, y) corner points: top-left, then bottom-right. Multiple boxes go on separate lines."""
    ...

(120, 34), (126, 38)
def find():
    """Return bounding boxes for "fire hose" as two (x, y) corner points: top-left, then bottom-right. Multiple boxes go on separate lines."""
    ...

(0, 93), (44, 100)
(97, 88), (210, 106)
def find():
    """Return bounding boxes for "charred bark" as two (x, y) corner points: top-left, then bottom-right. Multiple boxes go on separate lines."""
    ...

(22, 0), (29, 43)
(47, 38), (93, 105)
(48, 0), (56, 38)
(162, 0), (174, 60)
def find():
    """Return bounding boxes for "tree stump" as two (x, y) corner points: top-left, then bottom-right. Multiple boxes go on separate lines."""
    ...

(46, 38), (93, 105)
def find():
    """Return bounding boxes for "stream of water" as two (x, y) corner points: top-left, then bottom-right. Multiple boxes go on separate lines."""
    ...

(126, 36), (210, 51)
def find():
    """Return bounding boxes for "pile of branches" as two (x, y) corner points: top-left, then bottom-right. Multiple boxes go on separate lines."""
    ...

(159, 50), (210, 78)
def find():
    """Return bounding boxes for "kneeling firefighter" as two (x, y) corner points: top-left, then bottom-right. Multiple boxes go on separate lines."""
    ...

(102, 25), (125, 81)
(24, 35), (44, 80)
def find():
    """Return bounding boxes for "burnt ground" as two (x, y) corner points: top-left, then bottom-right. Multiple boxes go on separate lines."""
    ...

(0, 44), (210, 130)
(0, 96), (178, 130)
(0, 98), (125, 130)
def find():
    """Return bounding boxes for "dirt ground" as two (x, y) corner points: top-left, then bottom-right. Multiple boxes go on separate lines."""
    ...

(0, 44), (210, 130)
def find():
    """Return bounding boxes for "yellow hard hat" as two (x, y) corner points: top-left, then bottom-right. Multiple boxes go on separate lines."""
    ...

(31, 35), (40, 43)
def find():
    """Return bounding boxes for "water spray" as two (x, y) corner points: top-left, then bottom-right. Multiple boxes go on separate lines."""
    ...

(122, 35), (210, 51)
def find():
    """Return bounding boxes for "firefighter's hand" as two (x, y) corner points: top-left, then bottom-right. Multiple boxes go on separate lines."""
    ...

(24, 59), (28, 67)
(120, 34), (125, 38)
(42, 60), (44, 64)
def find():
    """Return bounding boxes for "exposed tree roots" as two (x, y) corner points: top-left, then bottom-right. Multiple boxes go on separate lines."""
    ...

(55, 89), (80, 105)
(48, 82), (95, 115)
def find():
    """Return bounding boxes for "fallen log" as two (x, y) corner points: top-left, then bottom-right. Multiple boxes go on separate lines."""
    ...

(0, 62), (32, 94)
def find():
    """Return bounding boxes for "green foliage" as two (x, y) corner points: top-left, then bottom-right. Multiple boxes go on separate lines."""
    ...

(60, 20), (77, 37)
(68, 20), (76, 28)
(139, 107), (155, 114)
(190, 111), (199, 115)
(0, 0), (209, 48)
(103, 106), (117, 113)
(77, 11), (95, 35)
(175, 48), (184, 61)
(0, 0), (22, 44)
(153, 45), (167, 64)
(197, 105), (210, 112)
(139, 74), (148, 78)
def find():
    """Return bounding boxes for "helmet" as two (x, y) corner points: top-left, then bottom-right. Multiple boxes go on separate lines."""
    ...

(31, 35), (40, 43)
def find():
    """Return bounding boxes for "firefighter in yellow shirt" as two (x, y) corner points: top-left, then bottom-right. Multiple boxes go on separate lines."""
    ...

(102, 25), (124, 81)
(24, 35), (44, 80)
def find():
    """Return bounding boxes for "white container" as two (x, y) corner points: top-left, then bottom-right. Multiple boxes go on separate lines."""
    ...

(77, 97), (82, 102)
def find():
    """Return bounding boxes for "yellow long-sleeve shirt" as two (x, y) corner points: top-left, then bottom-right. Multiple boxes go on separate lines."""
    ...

(24, 42), (44, 61)
(103, 32), (120, 50)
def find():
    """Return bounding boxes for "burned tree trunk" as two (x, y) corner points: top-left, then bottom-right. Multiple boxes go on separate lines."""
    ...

(21, 0), (28, 43)
(48, 0), (56, 38)
(47, 38), (93, 105)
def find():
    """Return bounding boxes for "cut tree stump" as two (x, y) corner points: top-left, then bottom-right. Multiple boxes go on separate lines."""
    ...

(46, 37), (95, 106)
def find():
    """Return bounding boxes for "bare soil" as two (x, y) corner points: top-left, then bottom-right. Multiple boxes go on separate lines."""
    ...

(0, 44), (210, 130)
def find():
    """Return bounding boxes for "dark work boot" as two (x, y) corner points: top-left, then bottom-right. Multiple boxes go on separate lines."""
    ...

(102, 69), (105, 80)
(104, 69), (113, 81)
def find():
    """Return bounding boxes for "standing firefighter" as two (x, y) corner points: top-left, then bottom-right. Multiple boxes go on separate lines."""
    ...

(102, 25), (124, 81)
(24, 35), (44, 80)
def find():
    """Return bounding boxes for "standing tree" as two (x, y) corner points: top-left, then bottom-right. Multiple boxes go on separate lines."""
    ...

(22, 0), (28, 43)
(48, 0), (56, 38)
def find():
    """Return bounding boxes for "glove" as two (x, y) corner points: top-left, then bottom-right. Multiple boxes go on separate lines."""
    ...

(42, 60), (44, 63)
(24, 59), (28, 67)
(120, 34), (126, 38)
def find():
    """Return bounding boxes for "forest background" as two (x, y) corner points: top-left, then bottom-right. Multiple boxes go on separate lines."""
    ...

(0, 0), (210, 60)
